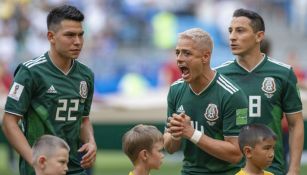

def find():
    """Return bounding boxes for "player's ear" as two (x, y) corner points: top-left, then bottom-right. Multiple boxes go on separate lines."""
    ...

(256, 31), (264, 43)
(243, 146), (253, 158)
(202, 50), (211, 64)
(47, 31), (55, 44)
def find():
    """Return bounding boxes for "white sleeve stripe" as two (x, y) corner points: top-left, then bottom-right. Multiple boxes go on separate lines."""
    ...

(24, 58), (46, 67)
(213, 60), (234, 70)
(218, 77), (238, 93)
(285, 110), (302, 115)
(267, 58), (291, 69)
(219, 75), (238, 91)
(171, 79), (184, 86)
(217, 80), (234, 94)
(27, 60), (47, 68)
(23, 55), (45, 66)
(4, 110), (23, 117)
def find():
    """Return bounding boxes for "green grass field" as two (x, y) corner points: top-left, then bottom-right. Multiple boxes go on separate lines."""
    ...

(0, 144), (181, 175)
(1, 144), (307, 175)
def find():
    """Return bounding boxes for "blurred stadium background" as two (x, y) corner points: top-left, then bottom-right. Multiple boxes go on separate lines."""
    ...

(0, 0), (307, 174)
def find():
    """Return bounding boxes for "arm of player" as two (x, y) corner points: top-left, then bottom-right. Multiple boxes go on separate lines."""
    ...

(79, 116), (97, 169)
(163, 132), (181, 154)
(286, 112), (304, 175)
(2, 112), (33, 165)
(178, 114), (242, 164)
(164, 114), (184, 154)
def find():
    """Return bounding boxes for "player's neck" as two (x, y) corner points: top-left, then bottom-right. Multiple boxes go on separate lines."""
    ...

(190, 69), (215, 94)
(236, 52), (264, 71)
(48, 50), (73, 74)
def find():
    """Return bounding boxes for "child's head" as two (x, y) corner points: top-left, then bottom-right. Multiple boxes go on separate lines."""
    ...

(239, 123), (277, 169)
(32, 135), (70, 175)
(122, 124), (164, 170)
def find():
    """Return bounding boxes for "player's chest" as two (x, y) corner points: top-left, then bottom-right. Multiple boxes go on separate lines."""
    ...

(175, 93), (223, 127)
(35, 74), (89, 102)
(235, 74), (282, 100)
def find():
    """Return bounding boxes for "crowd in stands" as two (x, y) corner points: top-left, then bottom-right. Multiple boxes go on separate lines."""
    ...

(0, 0), (306, 96)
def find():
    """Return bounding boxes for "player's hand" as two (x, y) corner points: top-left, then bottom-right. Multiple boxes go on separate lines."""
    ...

(179, 114), (194, 139)
(78, 142), (97, 168)
(167, 113), (185, 138)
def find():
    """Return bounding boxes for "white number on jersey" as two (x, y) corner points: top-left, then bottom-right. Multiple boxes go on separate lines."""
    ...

(55, 99), (79, 121)
(249, 96), (261, 117)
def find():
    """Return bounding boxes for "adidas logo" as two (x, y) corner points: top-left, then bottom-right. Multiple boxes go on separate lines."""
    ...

(47, 85), (57, 93)
(177, 105), (185, 113)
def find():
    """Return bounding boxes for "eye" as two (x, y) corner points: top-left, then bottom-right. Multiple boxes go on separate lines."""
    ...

(182, 50), (191, 57)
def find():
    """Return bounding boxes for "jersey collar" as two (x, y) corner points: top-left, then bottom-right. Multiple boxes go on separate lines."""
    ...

(46, 51), (75, 76)
(189, 71), (217, 96)
(235, 54), (266, 73)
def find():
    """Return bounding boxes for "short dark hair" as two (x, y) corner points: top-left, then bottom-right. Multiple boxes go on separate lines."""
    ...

(260, 38), (271, 55)
(47, 5), (84, 31)
(233, 8), (265, 32)
(238, 123), (277, 154)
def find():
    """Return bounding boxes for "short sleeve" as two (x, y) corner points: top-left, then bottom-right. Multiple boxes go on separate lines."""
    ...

(282, 68), (302, 113)
(82, 70), (94, 117)
(5, 65), (34, 116)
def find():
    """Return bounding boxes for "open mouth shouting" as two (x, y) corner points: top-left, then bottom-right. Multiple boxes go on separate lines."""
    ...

(178, 64), (190, 80)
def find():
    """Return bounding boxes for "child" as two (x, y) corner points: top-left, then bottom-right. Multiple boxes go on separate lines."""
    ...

(32, 135), (70, 175)
(236, 123), (277, 175)
(122, 124), (164, 175)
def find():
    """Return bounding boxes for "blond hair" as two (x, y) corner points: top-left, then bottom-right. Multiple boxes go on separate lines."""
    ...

(32, 135), (70, 165)
(122, 124), (163, 163)
(178, 28), (214, 52)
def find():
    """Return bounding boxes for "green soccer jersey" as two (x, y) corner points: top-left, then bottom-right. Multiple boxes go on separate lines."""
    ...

(216, 55), (302, 175)
(5, 52), (94, 175)
(167, 72), (248, 175)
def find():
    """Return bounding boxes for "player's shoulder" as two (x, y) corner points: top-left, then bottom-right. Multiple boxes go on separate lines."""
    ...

(169, 78), (186, 94)
(266, 56), (291, 70)
(21, 53), (48, 70)
(75, 60), (94, 75)
(170, 78), (184, 87)
(214, 60), (235, 70)
(215, 73), (240, 95)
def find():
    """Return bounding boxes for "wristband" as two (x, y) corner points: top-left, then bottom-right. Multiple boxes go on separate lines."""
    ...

(190, 130), (202, 144)
(171, 135), (181, 141)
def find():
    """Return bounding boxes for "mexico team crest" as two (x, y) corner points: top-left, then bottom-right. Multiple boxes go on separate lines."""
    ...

(79, 81), (88, 99)
(204, 104), (219, 126)
(261, 77), (276, 98)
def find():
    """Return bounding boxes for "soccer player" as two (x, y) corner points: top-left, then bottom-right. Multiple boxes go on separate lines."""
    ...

(164, 28), (248, 175)
(216, 8), (304, 175)
(32, 135), (70, 175)
(1, 5), (96, 175)
(122, 124), (164, 175)
(236, 123), (277, 175)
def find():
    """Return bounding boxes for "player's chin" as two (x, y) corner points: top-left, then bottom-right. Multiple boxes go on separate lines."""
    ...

(69, 51), (81, 59)
(231, 49), (244, 56)
(70, 54), (79, 59)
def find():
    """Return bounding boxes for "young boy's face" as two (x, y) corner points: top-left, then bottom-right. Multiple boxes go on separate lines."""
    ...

(43, 148), (69, 175)
(248, 138), (275, 169)
(147, 141), (164, 170)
